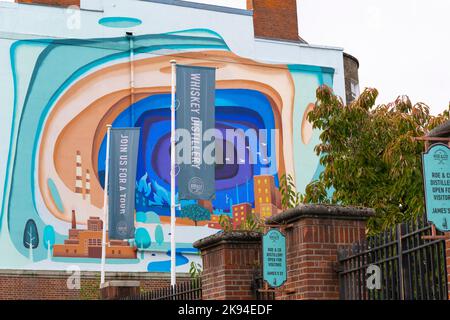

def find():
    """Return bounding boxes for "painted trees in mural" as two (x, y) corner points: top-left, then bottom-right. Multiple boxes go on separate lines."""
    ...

(135, 228), (151, 259)
(306, 85), (450, 234)
(180, 205), (211, 227)
(23, 219), (39, 262)
(43, 226), (56, 260)
(155, 225), (164, 246)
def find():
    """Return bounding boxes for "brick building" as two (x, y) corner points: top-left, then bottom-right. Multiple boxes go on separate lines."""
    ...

(53, 211), (137, 259)
(254, 175), (281, 218)
(232, 203), (253, 228)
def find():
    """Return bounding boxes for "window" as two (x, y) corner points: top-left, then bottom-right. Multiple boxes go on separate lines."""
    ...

(350, 79), (360, 99)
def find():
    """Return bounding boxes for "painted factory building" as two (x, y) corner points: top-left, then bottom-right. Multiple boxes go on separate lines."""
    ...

(0, 0), (359, 274)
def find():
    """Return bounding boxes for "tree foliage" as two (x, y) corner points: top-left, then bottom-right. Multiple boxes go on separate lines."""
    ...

(23, 219), (39, 249)
(43, 225), (55, 249)
(180, 204), (211, 226)
(218, 213), (263, 232)
(279, 174), (301, 210)
(135, 228), (151, 249)
(305, 85), (449, 234)
(154, 224), (164, 246)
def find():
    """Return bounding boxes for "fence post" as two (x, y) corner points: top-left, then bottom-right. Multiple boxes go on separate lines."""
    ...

(397, 223), (405, 300)
(445, 235), (450, 300)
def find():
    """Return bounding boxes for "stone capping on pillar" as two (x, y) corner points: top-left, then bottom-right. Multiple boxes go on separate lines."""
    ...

(193, 231), (263, 300)
(193, 231), (262, 250)
(267, 204), (376, 225)
(266, 204), (375, 300)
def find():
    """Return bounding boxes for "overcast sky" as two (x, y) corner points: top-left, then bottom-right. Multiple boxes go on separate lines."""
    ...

(190, 0), (450, 115)
(3, 0), (448, 114)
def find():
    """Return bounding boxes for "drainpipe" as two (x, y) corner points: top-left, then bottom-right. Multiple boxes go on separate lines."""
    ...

(127, 32), (135, 126)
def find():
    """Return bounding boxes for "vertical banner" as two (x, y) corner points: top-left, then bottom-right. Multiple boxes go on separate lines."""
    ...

(108, 128), (140, 240)
(422, 143), (450, 232)
(176, 65), (216, 200)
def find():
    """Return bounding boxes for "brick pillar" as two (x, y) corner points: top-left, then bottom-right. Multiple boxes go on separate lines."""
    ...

(266, 204), (374, 300)
(193, 231), (262, 300)
(100, 281), (140, 300)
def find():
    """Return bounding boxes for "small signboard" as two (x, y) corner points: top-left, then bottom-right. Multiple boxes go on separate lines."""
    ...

(263, 229), (287, 288)
(422, 143), (450, 232)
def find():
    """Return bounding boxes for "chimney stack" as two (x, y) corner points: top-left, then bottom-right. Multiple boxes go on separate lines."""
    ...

(247, 0), (301, 42)
(16, 0), (79, 7)
(71, 210), (77, 230)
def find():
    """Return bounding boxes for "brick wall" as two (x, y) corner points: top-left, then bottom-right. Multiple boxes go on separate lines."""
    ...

(276, 217), (367, 300)
(266, 205), (373, 300)
(194, 232), (262, 300)
(195, 205), (374, 300)
(249, 0), (300, 42)
(16, 0), (79, 6)
(0, 270), (190, 300)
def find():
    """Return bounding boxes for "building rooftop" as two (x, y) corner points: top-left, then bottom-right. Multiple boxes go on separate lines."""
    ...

(140, 0), (252, 16)
(427, 120), (450, 138)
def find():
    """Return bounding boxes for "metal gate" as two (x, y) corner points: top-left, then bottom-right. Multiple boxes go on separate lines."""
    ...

(252, 270), (276, 300)
(338, 215), (447, 300)
(122, 278), (202, 300)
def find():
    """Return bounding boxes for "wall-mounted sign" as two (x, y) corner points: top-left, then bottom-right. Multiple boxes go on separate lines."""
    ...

(422, 143), (450, 232)
(263, 229), (287, 288)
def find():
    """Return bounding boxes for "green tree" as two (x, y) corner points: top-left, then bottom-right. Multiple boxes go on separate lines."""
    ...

(180, 204), (211, 226)
(135, 228), (151, 259)
(43, 225), (56, 260)
(305, 85), (449, 234)
(279, 174), (301, 210)
(154, 224), (164, 246)
(218, 213), (263, 232)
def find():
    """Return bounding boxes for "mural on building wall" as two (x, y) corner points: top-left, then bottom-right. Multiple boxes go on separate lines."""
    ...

(0, 21), (334, 272)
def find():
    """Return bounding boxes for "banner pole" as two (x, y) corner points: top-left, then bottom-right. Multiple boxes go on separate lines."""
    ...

(100, 124), (112, 287)
(170, 60), (177, 286)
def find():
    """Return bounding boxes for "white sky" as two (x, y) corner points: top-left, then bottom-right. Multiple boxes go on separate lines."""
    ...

(191, 0), (450, 114)
(2, 0), (448, 114)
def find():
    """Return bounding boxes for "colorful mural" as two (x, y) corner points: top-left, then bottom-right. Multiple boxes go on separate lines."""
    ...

(0, 22), (334, 272)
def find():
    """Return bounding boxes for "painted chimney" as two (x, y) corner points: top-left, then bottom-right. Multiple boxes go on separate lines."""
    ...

(247, 0), (301, 42)
(16, 0), (79, 6)
(71, 210), (77, 230)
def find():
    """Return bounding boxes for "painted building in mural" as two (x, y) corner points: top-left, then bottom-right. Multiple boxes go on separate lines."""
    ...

(0, 0), (356, 273)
